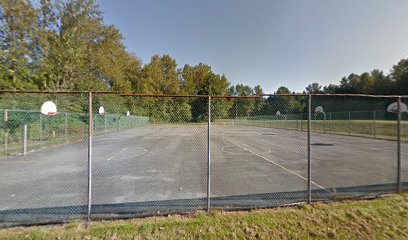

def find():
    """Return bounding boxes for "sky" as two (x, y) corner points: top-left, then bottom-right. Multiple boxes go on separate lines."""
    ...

(96, 0), (408, 93)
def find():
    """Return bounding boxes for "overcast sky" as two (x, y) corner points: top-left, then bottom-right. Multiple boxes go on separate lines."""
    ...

(96, 0), (408, 93)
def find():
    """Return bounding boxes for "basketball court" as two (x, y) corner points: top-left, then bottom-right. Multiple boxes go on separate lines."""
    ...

(0, 122), (407, 224)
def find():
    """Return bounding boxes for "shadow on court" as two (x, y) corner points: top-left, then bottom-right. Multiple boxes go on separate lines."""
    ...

(1, 182), (406, 227)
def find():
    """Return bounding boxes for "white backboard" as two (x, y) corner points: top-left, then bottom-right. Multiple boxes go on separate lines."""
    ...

(315, 106), (324, 113)
(99, 106), (105, 114)
(41, 101), (57, 115)
(387, 102), (408, 113)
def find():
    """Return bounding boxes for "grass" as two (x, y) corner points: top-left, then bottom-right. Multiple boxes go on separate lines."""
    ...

(1, 194), (408, 239)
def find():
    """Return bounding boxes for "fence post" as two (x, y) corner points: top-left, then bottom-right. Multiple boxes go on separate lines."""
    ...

(4, 109), (8, 155)
(397, 97), (401, 193)
(87, 92), (93, 221)
(348, 111), (351, 135)
(39, 113), (43, 143)
(307, 94), (312, 203)
(23, 124), (27, 156)
(373, 111), (376, 138)
(207, 96), (211, 211)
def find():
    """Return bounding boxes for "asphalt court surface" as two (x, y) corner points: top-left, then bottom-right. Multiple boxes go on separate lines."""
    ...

(0, 124), (407, 216)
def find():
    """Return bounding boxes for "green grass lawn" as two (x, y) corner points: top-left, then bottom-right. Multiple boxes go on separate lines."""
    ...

(1, 193), (408, 239)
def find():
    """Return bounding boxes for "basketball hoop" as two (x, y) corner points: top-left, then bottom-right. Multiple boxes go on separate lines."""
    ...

(315, 106), (324, 113)
(41, 101), (57, 116)
(387, 102), (408, 114)
(314, 106), (326, 121)
(99, 106), (105, 115)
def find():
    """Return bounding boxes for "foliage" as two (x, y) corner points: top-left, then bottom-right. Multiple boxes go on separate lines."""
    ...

(1, 0), (408, 123)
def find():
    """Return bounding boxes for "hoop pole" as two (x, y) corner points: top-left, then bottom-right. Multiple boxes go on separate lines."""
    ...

(207, 96), (211, 211)
(397, 97), (401, 193)
(87, 92), (93, 221)
(39, 113), (43, 144)
(23, 124), (27, 156)
(307, 94), (312, 203)
(4, 109), (8, 155)
(104, 114), (107, 135)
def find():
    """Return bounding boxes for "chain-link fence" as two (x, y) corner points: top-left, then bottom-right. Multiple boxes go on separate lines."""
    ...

(90, 95), (208, 220)
(0, 92), (89, 227)
(0, 91), (407, 227)
(402, 97), (408, 192)
(210, 96), (309, 209)
(311, 96), (400, 201)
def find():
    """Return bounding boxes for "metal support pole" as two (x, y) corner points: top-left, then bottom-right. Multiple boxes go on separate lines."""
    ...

(397, 97), (401, 193)
(39, 113), (43, 143)
(4, 109), (8, 154)
(87, 92), (93, 221)
(235, 100), (237, 119)
(118, 116), (121, 131)
(348, 112), (351, 135)
(64, 113), (68, 143)
(23, 124), (27, 156)
(104, 114), (107, 134)
(307, 94), (312, 203)
(4, 131), (8, 155)
(207, 96), (211, 212)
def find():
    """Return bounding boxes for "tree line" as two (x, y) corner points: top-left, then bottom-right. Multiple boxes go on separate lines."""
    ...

(0, 0), (407, 122)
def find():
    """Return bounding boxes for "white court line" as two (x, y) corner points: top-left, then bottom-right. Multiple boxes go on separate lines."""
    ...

(223, 138), (328, 191)
(221, 145), (271, 156)
(0, 207), (8, 211)
(107, 148), (128, 161)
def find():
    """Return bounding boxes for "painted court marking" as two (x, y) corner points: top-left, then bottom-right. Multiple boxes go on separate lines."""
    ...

(107, 148), (128, 161)
(221, 145), (271, 156)
(223, 137), (328, 191)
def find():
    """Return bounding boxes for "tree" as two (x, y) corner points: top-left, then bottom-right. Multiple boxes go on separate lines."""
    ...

(0, 0), (39, 89)
(180, 63), (212, 95)
(305, 83), (323, 94)
(323, 84), (338, 94)
(252, 85), (266, 115)
(180, 63), (231, 121)
(391, 59), (408, 94)
(264, 86), (304, 115)
(141, 54), (179, 94)
(229, 84), (253, 117)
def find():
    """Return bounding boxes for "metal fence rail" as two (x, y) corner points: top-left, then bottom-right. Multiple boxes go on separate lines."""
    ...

(0, 91), (407, 227)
